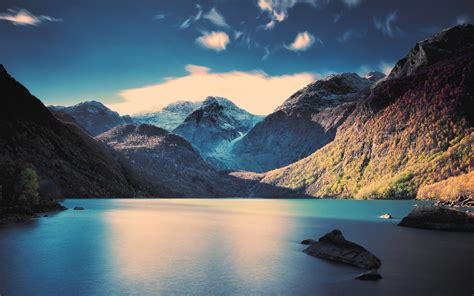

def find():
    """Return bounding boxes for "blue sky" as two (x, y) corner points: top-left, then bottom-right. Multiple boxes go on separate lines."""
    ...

(1, 0), (472, 114)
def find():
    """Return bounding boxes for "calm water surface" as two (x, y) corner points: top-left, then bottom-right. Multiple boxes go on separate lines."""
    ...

(1, 199), (473, 296)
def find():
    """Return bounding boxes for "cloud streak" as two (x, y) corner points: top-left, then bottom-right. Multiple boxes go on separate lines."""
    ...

(107, 65), (317, 115)
(203, 8), (230, 28)
(374, 10), (402, 38)
(196, 31), (230, 51)
(257, 0), (363, 29)
(178, 4), (202, 29)
(0, 8), (61, 26)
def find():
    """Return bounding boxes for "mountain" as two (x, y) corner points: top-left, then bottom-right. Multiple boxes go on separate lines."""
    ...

(97, 124), (264, 197)
(0, 65), (139, 213)
(49, 101), (133, 136)
(132, 101), (201, 131)
(389, 24), (474, 79)
(173, 96), (263, 168)
(258, 25), (474, 200)
(231, 72), (383, 172)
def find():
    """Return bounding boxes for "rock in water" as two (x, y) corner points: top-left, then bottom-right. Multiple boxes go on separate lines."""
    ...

(398, 205), (474, 232)
(303, 230), (381, 269)
(355, 269), (382, 281)
(74, 207), (85, 210)
(301, 239), (316, 245)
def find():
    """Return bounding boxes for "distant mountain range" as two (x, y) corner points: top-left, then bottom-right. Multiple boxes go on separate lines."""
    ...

(132, 101), (201, 131)
(173, 96), (263, 169)
(49, 101), (133, 136)
(1, 24), (472, 210)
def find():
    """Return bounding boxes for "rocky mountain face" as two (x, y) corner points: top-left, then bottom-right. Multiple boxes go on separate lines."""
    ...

(132, 101), (201, 131)
(232, 72), (383, 172)
(260, 25), (474, 200)
(173, 96), (263, 168)
(49, 101), (133, 136)
(97, 124), (237, 197)
(389, 24), (474, 79)
(0, 65), (139, 207)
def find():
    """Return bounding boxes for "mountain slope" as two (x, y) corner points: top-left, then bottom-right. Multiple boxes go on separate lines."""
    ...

(49, 101), (133, 136)
(260, 25), (474, 200)
(97, 124), (240, 197)
(232, 72), (383, 172)
(0, 65), (138, 208)
(132, 101), (201, 131)
(173, 96), (263, 168)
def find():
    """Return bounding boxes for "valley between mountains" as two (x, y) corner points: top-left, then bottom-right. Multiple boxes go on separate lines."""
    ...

(1, 25), (473, 214)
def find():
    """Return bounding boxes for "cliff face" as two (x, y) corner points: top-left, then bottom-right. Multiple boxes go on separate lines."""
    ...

(0, 65), (138, 203)
(232, 73), (381, 172)
(260, 25), (474, 199)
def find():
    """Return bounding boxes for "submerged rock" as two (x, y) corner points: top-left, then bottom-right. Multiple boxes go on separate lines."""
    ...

(74, 206), (85, 211)
(301, 239), (316, 245)
(355, 269), (382, 281)
(303, 230), (381, 269)
(379, 213), (392, 219)
(398, 205), (474, 232)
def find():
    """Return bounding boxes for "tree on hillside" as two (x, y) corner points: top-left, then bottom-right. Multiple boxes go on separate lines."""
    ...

(15, 167), (40, 212)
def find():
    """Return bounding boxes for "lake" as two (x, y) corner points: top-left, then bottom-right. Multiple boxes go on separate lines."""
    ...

(1, 199), (473, 295)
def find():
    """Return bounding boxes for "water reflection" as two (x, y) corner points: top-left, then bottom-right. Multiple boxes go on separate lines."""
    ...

(1, 199), (473, 296)
(103, 200), (293, 291)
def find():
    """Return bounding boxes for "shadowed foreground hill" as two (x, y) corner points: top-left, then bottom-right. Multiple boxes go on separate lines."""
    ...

(0, 64), (139, 212)
(97, 124), (229, 197)
(259, 25), (474, 200)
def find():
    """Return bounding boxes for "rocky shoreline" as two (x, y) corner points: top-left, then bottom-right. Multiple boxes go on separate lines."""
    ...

(0, 202), (67, 225)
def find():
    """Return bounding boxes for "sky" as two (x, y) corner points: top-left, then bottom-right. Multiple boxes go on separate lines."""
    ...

(1, 0), (473, 115)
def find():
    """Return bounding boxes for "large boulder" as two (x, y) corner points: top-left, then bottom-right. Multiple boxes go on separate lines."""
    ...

(398, 205), (474, 232)
(303, 230), (381, 269)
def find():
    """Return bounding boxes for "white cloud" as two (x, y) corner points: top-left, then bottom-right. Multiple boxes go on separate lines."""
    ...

(379, 61), (394, 75)
(456, 15), (470, 25)
(234, 30), (243, 39)
(107, 65), (317, 115)
(374, 10), (402, 38)
(0, 8), (61, 26)
(178, 4), (202, 29)
(286, 31), (318, 51)
(257, 0), (362, 29)
(257, 0), (317, 30)
(203, 8), (229, 28)
(185, 64), (211, 74)
(153, 14), (166, 20)
(196, 31), (230, 51)
(341, 0), (362, 7)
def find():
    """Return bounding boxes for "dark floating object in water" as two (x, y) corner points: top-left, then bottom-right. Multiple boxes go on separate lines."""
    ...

(73, 207), (85, 211)
(355, 269), (382, 281)
(43, 214), (49, 217)
(398, 205), (474, 232)
(301, 239), (316, 245)
(303, 229), (381, 269)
